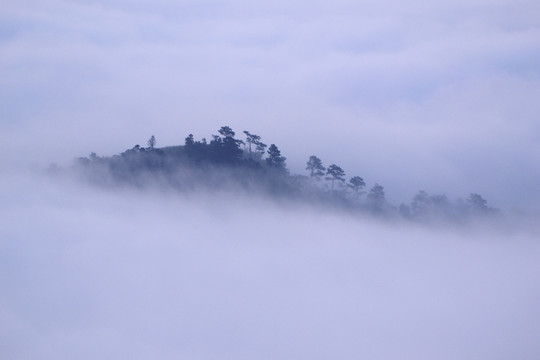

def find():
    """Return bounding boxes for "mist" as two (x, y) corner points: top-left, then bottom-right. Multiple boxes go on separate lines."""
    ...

(1, 170), (540, 359)
(2, 0), (540, 358)
(2, 0), (540, 209)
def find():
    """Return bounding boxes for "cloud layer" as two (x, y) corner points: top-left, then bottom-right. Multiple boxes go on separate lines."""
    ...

(2, 3), (540, 357)
(1, 173), (539, 359)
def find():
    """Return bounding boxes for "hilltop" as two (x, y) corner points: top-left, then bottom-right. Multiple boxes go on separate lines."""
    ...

(66, 126), (498, 225)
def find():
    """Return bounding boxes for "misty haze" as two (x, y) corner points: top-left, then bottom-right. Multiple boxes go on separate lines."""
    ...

(1, 0), (540, 359)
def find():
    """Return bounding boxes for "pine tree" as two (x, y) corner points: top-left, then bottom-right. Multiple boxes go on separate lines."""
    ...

(266, 144), (286, 169)
(147, 135), (156, 149)
(306, 155), (325, 180)
(326, 164), (345, 190)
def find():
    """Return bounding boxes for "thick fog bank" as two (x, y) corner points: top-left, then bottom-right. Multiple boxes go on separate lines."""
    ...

(1, 172), (539, 359)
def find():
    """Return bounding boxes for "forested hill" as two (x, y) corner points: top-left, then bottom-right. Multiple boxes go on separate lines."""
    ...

(68, 126), (497, 224)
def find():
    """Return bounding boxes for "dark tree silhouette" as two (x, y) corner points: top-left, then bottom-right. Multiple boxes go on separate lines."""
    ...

(306, 155), (325, 180)
(368, 183), (385, 200)
(410, 190), (438, 221)
(367, 183), (385, 211)
(147, 135), (156, 149)
(218, 126), (235, 138)
(210, 126), (244, 163)
(255, 140), (267, 155)
(185, 134), (194, 146)
(467, 193), (489, 212)
(243, 131), (266, 159)
(266, 144), (286, 169)
(348, 176), (365, 195)
(70, 126), (499, 224)
(326, 164), (345, 190)
(184, 133), (204, 162)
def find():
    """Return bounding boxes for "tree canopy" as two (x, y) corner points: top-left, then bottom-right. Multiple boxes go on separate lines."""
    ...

(306, 155), (325, 180)
(147, 135), (156, 149)
(266, 144), (287, 170)
(71, 125), (498, 224)
(348, 176), (365, 194)
(326, 164), (345, 190)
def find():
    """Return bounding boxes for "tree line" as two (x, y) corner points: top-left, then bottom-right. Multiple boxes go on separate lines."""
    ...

(74, 125), (497, 224)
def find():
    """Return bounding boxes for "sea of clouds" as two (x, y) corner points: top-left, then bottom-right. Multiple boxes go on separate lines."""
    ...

(1, 171), (539, 359)
(1, 1), (540, 358)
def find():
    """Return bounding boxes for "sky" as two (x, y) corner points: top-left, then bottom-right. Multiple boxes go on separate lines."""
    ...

(1, 0), (540, 209)
(2, 2), (540, 358)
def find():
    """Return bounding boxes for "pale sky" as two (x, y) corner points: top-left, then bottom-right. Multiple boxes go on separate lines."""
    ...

(1, 0), (540, 209)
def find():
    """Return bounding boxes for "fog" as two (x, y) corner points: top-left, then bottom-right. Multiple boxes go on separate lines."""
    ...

(1, 171), (540, 359)
(2, 1), (540, 358)
(1, 0), (540, 209)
